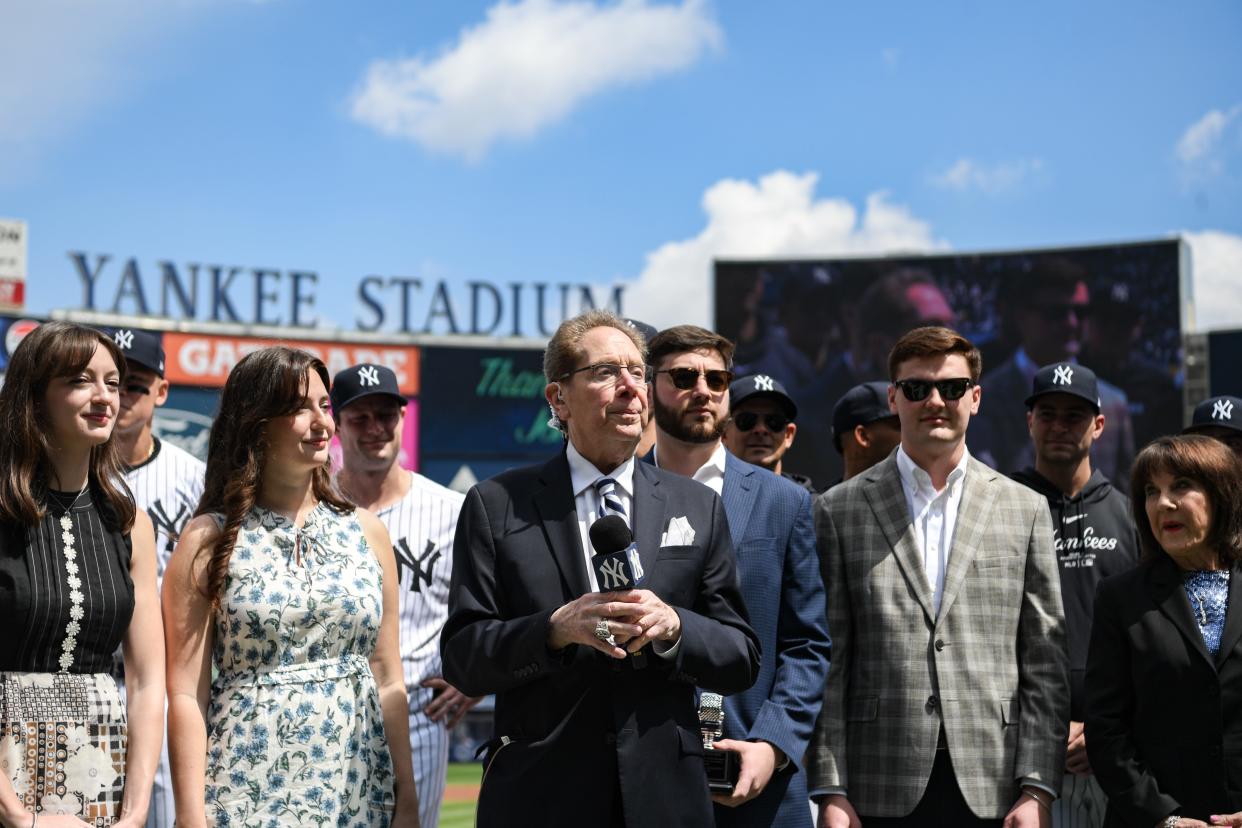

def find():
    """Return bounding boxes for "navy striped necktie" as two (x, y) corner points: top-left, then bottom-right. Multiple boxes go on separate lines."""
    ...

(594, 477), (627, 522)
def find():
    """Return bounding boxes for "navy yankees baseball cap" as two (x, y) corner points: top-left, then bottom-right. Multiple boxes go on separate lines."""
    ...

(832, 381), (896, 450)
(1185, 395), (1242, 434)
(729, 374), (798, 420)
(330, 364), (407, 413)
(1025, 362), (1101, 413)
(102, 327), (165, 377)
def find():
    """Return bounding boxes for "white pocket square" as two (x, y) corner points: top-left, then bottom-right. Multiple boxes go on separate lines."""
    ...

(660, 515), (696, 547)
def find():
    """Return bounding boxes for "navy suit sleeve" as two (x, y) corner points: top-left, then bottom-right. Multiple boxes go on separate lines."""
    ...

(667, 491), (762, 695)
(440, 485), (575, 697)
(745, 485), (830, 770)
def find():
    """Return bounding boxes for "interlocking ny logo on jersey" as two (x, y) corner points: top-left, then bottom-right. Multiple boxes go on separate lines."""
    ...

(753, 375), (774, 391)
(1214, 399), (1234, 421)
(358, 365), (380, 387)
(1053, 365), (1073, 385)
(148, 499), (189, 553)
(114, 329), (134, 350)
(394, 538), (440, 593)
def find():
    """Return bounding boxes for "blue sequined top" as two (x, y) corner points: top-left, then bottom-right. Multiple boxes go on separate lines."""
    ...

(1183, 569), (1231, 657)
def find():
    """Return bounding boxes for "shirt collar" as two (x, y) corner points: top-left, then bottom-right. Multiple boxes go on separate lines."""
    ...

(566, 439), (636, 499)
(895, 444), (970, 497)
(651, 441), (728, 480)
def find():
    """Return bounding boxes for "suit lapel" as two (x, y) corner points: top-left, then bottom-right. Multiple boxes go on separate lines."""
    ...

(721, 453), (758, 548)
(1215, 562), (1242, 669)
(1148, 554), (1215, 670)
(863, 456), (935, 623)
(532, 453), (591, 596)
(632, 462), (666, 579)
(935, 458), (998, 621)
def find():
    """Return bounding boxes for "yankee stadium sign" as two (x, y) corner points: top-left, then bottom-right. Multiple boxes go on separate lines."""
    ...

(69, 251), (624, 337)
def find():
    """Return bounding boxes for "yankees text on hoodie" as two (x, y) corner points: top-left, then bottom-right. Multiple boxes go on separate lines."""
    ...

(1011, 467), (1141, 721)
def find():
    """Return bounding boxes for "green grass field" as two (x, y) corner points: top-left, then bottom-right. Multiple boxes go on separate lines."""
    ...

(438, 762), (482, 828)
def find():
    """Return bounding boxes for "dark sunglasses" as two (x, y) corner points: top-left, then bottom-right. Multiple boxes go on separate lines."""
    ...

(121, 381), (154, 397)
(732, 411), (790, 432)
(894, 378), (974, 402)
(656, 367), (734, 393)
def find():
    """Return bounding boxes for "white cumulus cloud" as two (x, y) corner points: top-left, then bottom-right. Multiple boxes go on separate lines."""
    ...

(619, 170), (948, 329)
(1183, 230), (1242, 331)
(930, 157), (1047, 195)
(1176, 105), (1241, 181)
(348, 0), (723, 161)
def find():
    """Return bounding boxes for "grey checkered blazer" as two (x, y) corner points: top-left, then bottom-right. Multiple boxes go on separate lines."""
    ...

(807, 453), (1069, 819)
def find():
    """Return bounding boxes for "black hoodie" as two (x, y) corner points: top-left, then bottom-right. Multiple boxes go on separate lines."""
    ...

(1011, 467), (1140, 721)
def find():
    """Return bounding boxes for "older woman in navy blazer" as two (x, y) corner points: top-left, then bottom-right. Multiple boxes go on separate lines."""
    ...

(1086, 435), (1242, 827)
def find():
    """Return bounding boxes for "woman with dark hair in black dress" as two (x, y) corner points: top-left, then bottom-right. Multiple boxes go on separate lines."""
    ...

(0, 322), (164, 828)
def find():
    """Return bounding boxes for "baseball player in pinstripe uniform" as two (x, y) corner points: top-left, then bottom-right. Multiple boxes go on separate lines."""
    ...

(332, 363), (476, 828)
(808, 326), (1070, 828)
(109, 327), (205, 828)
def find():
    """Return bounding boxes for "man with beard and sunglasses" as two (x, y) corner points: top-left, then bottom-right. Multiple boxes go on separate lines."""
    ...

(105, 326), (204, 828)
(723, 373), (817, 493)
(647, 325), (830, 828)
(808, 325), (1068, 828)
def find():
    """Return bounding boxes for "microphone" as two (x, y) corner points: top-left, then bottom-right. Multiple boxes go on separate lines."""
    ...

(589, 515), (644, 591)
(588, 515), (646, 668)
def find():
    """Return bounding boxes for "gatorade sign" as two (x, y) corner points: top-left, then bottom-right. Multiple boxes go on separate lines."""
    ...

(163, 332), (420, 393)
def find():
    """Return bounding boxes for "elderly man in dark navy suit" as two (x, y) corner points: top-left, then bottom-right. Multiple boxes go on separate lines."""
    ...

(442, 310), (761, 828)
(648, 324), (830, 828)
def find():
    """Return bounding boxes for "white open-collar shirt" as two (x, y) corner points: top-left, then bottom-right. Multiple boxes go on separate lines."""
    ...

(895, 445), (970, 617)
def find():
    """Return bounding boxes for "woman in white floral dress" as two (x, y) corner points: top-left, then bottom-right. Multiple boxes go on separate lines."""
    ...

(162, 347), (419, 828)
(0, 322), (164, 828)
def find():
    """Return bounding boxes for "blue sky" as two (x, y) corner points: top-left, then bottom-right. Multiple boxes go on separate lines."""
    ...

(5, 0), (1241, 333)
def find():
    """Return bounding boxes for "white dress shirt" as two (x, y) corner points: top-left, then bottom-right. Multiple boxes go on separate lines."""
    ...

(566, 440), (636, 591)
(895, 445), (970, 617)
(652, 442), (727, 496)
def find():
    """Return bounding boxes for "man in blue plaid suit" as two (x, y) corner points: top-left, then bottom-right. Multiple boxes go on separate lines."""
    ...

(808, 326), (1069, 828)
(647, 325), (831, 828)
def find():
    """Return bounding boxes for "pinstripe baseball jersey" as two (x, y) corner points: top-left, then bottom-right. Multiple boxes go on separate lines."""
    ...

(371, 470), (464, 828)
(123, 437), (205, 578)
(374, 471), (465, 690)
(122, 436), (204, 828)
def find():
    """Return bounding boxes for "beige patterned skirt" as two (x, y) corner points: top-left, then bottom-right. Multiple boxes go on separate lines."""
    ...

(0, 672), (127, 827)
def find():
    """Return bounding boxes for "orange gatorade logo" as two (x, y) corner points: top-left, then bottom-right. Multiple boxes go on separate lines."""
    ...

(164, 332), (420, 393)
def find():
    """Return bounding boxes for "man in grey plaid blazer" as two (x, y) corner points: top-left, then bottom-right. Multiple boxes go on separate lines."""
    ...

(809, 326), (1070, 828)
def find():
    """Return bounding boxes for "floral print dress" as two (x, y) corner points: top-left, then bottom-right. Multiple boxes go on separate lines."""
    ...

(204, 503), (395, 828)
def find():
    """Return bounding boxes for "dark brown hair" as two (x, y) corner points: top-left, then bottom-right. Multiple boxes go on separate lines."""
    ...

(542, 309), (647, 383)
(647, 325), (736, 370)
(887, 325), (983, 382)
(195, 347), (353, 607)
(0, 321), (135, 531)
(1129, 434), (1242, 563)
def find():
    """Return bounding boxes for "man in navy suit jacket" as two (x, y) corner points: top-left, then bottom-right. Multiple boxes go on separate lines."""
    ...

(442, 311), (761, 827)
(648, 325), (831, 828)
